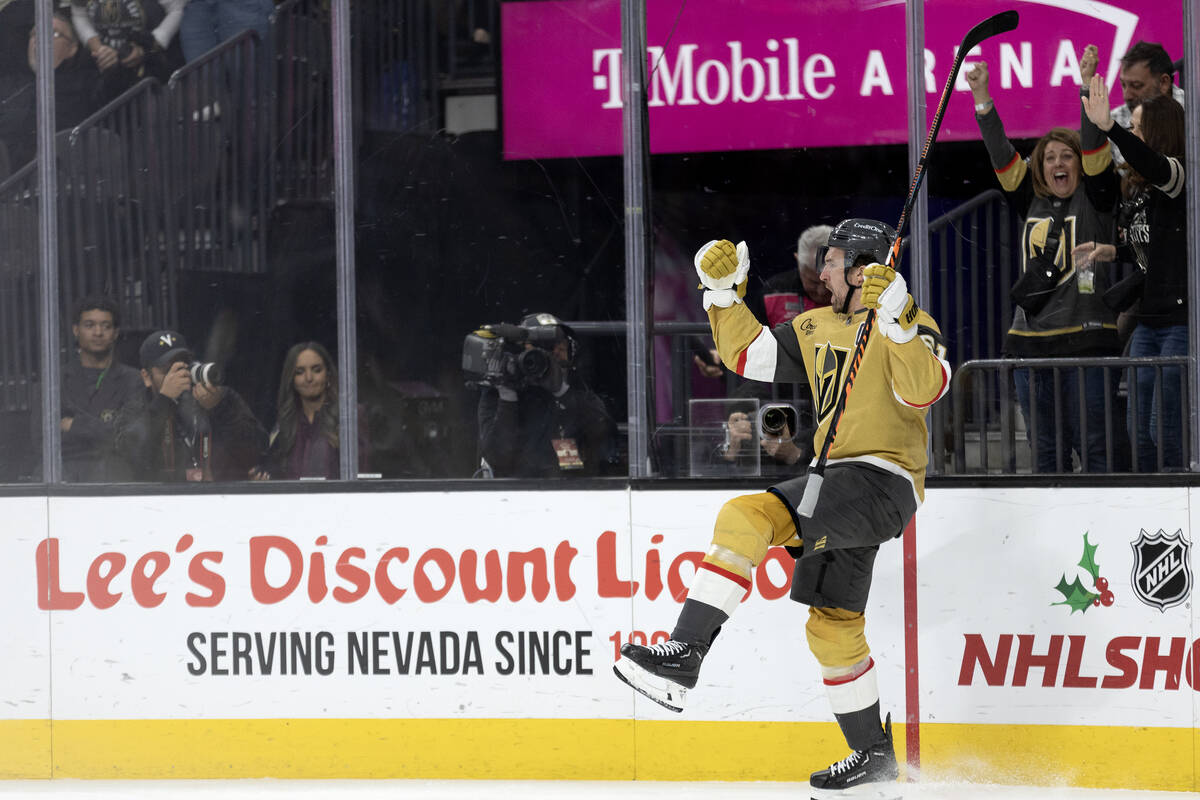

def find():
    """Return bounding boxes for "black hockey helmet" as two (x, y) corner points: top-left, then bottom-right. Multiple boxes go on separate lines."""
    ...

(818, 218), (897, 273)
(817, 218), (898, 312)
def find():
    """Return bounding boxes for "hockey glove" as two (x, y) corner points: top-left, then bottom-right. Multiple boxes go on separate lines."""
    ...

(694, 239), (750, 310)
(861, 263), (919, 344)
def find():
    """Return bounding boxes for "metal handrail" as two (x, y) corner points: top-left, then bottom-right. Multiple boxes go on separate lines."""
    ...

(948, 356), (1191, 475)
(929, 188), (1007, 231)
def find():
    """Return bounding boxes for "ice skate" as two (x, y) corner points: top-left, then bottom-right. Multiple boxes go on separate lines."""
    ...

(809, 713), (899, 796)
(612, 638), (706, 712)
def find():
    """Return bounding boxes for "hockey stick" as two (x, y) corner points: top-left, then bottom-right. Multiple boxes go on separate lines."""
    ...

(796, 10), (1019, 518)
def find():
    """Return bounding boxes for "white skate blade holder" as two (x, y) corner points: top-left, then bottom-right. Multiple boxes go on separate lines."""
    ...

(612, 657), (687, 713)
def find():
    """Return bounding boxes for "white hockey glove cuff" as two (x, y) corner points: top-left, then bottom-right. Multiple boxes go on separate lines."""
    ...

(861, 263), (918, 344)
(702, 288), (740, 309)
(879, 318), (918, 344)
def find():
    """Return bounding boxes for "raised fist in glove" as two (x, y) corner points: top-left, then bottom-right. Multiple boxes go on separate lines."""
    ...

(861, 263), (919, 344)
(694, 239), (751, 310)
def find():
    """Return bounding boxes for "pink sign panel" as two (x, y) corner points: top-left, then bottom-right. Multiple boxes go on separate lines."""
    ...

(501, 0), (1181, 159)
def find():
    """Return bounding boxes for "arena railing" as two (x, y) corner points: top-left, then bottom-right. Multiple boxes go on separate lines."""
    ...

(0, 78), (173, 413)
(0, 159), (39, 413)
(62, 78), (177, 330)
(166, 30), (270, 274)
(354, 0), (436, 133)
(350, 0), (494, 133)
(271, 0), (333, 200)
(943, 356), (1190, 475)
(923, 188), (1016, 365)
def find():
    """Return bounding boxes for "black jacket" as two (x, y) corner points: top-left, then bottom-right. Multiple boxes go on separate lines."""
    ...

(1104, 123), (1188, 329)
(115, 386), (267, 482)
(477, 383), (617, 478)
(61, 358), (143, 482)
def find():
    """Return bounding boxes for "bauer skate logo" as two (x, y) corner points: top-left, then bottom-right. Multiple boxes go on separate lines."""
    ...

(813, 341), (849, 422)
(1130, 529), (1192, 612)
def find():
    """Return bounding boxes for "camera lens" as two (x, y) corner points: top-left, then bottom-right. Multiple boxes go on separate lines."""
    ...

(762, 407), (787, 436)
(516, 348), (550, 380)
(188, 361), (222, 387)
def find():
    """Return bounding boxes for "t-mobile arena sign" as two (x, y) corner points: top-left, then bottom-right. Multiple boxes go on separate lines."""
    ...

(501, 0), (1180, 159)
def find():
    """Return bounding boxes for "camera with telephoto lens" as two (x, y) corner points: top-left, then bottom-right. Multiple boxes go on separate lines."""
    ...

(462, 321), (562, 390)
(758, 403), (798, 439)
(188, 361), (222, 389)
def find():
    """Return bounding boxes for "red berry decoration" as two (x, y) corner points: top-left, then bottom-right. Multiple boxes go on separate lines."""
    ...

(1092, 598), (1101, 607)
(1100, 590), (1114, 606)
(1096, 577), (1109, 591)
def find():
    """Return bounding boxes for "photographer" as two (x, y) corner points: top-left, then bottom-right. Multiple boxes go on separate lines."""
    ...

(467, 313), (618, 478)
(719, 402), (813, 476)
(714, 374), (814, 476)
(115, 330), (267, 482)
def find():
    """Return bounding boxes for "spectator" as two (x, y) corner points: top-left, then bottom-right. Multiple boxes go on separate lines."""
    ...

(749, 224), (834, 327)
(59, 296), (142, 482)
(116, 329), (266, 482)
(29, 10), (100, 121)
(1079, 74), (1187, 471)
(0, 10), (100, 170)
(475, 312), (618, 478)
(71, 0), (185, 102)
(1082, 41), (1184, 166)
(178, 0), (272, 64)
(967, 59), (1124, 473)
(251, 341), (369, 480)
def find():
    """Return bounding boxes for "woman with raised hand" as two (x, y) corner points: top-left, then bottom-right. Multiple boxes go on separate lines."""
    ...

(1078, 72), (1187, 471)
(966, 53), (1123, 473)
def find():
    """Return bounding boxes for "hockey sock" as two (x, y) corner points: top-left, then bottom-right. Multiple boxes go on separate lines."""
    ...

(822, 657), (886, 750)
(671, 560), (749, 648)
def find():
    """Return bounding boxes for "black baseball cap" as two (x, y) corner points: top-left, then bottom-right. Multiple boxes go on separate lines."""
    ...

(139, 330), (193, 370)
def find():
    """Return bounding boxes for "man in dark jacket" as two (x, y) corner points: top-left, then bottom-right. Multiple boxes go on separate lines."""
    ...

(59, 296), (143, 482)
(116, 329), (267, 482)
(475, 313), (618, 478)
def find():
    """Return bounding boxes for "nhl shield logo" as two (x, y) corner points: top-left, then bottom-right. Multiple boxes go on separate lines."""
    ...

(1130, 529), (1192, 612)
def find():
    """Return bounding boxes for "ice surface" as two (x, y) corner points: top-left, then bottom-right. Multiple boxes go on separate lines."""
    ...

(0, 781), (1193, 799)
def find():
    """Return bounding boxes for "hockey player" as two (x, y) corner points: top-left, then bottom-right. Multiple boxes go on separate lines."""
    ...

(613, 219), (950, 792)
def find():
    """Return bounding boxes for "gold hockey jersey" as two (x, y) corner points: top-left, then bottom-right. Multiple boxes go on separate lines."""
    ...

(708, 301), (951, 501)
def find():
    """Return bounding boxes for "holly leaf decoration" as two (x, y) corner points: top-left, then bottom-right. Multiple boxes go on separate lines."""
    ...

(1053, 574), (1099, 613)
(1077, 532), (1100, 583)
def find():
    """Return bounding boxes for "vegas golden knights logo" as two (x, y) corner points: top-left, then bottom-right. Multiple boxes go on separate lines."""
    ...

(1022, 214), (1077, 271)
(814, 341), (850, 423)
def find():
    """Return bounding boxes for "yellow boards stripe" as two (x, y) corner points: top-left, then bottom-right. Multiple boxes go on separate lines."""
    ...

(0, 719), (1193, 791)
(0, 720), (51, 779)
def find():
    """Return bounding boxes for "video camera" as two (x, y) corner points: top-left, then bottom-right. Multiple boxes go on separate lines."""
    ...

(462, 321), (563, 390)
